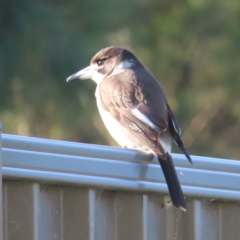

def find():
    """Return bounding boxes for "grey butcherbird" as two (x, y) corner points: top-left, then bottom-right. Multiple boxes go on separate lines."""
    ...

(67, 46), (192, 211)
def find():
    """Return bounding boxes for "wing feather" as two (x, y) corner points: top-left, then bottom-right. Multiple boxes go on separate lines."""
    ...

(99, 69), (168, 155)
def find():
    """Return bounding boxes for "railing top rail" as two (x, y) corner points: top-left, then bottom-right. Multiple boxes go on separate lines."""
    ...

(2, 134), (240, 201)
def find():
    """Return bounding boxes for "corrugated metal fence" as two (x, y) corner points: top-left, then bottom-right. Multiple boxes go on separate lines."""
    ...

(0, 131), (240, 240)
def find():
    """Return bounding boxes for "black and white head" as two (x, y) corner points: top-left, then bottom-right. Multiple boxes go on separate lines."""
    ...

(67, 46), (141, 84)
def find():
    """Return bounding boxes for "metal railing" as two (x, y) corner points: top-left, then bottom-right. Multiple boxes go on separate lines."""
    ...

(1, 134), (240, 240)
(0, 126), (2, 240)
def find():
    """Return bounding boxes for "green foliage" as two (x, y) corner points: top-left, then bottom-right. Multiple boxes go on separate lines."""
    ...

(1, 0), (240, 159)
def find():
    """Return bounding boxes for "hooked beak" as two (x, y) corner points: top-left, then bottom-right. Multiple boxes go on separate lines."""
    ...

(66, 66), (96, 82)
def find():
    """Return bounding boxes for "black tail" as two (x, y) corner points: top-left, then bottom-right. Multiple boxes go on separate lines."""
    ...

(158, 154), (186, 211)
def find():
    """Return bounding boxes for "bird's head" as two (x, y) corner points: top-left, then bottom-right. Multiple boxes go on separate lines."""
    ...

(67, 46), (140, 84)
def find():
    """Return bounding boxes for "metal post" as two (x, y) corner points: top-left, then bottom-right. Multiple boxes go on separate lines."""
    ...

(0, 123), (2, 240)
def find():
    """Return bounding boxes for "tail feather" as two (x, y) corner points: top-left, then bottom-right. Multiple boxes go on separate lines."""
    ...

(158, 154), (186, 211)
(174, 136), (192, 164)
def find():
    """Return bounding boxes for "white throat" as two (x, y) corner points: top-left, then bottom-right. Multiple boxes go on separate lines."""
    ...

(92, 72), (105, 85)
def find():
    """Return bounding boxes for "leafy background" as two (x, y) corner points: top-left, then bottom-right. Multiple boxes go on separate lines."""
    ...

(1, 0), (240, 159)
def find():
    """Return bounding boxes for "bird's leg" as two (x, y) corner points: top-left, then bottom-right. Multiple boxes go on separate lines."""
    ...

(149, 152), (156, 161)
(122, 146), (155, 162)
(145, 150), (156, 162)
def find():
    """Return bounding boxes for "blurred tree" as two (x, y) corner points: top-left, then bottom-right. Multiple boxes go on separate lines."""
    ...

(0, 0), (240, 159)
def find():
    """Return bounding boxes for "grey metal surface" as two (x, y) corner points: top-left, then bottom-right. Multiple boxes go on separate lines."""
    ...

(0, 125), (2, 240)
(2, 182), (240, 240)
(1, 134), (240, 240)
(2, 134), (240, 201)
(2, 134), (153, 162)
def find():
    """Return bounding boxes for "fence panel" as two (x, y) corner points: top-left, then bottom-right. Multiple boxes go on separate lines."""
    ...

(1, 134), (240, 240)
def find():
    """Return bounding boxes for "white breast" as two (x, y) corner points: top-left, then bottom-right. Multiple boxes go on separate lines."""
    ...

(95, 86), (144, 149)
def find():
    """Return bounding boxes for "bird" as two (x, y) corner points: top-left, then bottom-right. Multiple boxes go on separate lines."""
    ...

(67, 46), (192, 211)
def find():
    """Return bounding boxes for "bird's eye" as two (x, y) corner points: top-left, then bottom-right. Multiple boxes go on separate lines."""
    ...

(96, 58), (107, 66)
(97, 60), (103, 66)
